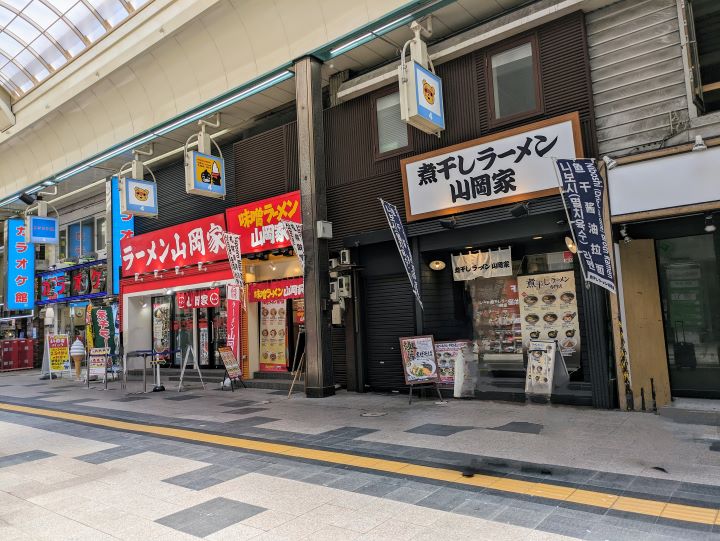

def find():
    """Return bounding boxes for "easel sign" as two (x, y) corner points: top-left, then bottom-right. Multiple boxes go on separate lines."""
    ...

(525, 340), (569, 396)
(88, 347), (110, 376)
(399, 335), (443, 404)
(217, 346), (246, 391)
(48, 334), (71, 377)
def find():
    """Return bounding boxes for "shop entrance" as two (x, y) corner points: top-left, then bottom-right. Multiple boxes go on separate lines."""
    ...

(657, 233), (720, 398)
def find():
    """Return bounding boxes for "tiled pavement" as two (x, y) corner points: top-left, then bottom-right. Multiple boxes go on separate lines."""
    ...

(0, 370), (719, 539)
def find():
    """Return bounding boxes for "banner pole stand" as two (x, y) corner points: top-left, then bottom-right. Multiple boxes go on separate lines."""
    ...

(287, 352), (305, 399)
(409, 385), (413, 405)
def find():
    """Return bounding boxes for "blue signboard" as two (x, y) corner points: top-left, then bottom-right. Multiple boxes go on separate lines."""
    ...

(122, 177), (158, 217)
(379, 198), (423, 310)
(413, 62), (445, 130)
(111, 176), (134, 295)
(28, 216), (59, 244)
(5, 218), (35, 310)
(555, 158), (616, 294)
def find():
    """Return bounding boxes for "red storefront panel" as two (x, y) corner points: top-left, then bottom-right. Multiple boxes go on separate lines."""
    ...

(225, 191), (301, 254)
(120, 214), (228, 277)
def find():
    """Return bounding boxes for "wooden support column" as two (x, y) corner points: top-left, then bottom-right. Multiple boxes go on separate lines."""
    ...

(295, 56), (334, 398)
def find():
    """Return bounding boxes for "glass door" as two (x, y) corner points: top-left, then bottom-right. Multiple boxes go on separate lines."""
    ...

(657, 234), (720, 398)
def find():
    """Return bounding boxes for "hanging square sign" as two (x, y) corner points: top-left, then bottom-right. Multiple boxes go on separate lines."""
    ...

(186, 151), (226, 198)
(28, 216), (59, 244)
(399, 60), (445, 135)
(120, 177), (158, 217)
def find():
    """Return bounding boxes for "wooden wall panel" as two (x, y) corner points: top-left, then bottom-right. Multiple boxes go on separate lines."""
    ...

(586, 0), (688, 157)
(618, 239), (672, 408)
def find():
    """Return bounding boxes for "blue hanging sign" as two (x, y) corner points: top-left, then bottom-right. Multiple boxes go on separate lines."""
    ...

(5, 218), (35, 310)
(555, 158), (616, 294)
(380, 198), (423, 310)
(28, 216), (59, 244)
(186, 151), (226, 198)
(110, 176), (134, 295)
(121, 177), (158, 217)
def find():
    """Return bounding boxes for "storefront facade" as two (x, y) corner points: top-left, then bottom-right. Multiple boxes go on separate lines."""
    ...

(608, 146), (720, 403)
(120, 193), (304, 378)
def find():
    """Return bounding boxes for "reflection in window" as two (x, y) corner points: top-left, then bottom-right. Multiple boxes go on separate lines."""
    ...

(375, 92), (409, 155)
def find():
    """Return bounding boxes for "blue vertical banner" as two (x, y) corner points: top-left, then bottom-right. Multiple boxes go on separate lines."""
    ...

(555, 158), (616, 294)
(5, 218), (35, 310)
(110, 176), (134, 294)
(380, 198), (423, 310)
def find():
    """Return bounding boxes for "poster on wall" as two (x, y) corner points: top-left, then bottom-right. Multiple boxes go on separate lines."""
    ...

(48, 334), (70, 372)
(467, 277), (521, 357)
(152, 300), (171, 358)
(517, 271), (580, 367)
(434, 340), (471, 385)
(399, 335), (439, 385)
(260, 300), (287, 372)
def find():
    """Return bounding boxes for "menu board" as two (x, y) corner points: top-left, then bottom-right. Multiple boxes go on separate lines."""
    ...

(525, 340), (571, 395)
(260, 300), (287, 372)
(218, 346), (242, 379)
(88, 347), (110, 376)
(466, 277), (522, 357)
(434, 341), (471, 385)
(399, 335), (439, 384)
(517, 271), (580, 367)
(48, 334), (70, 372)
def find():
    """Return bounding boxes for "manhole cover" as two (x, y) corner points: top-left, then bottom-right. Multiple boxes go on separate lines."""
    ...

(361, 411), (387, 417)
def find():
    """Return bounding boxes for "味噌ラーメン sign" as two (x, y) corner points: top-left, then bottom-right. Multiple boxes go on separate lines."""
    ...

(400, 113), (582, 222)
(225, 191), (301, 254)
(248, 278), (303, 303)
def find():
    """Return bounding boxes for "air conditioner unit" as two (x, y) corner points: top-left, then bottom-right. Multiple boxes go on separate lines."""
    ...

(330, 280), (339, 302)
(329, 258), (339, 269)
(339, 249), (351, 266)
(338, 275), (351, 298)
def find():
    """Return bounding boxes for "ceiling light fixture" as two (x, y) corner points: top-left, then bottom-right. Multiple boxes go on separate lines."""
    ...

(532, 235), (543, 240)
(565, 236), (577, 254)
(429, 260), (446, 271)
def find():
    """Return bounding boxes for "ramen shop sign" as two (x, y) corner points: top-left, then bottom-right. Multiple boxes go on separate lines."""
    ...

(400, 113), (582, 222)
(177, 288), (220, 309)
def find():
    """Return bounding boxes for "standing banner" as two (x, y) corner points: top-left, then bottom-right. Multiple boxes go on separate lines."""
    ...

(48, 334), (70, 373)
(555, 158), (615, 293)
(434, 340), (471, 385)
(226, 285), (242, 362)
(380, 199), (423, 310)
(91, 306), (116, 354)
(399, 335), (439, 384)
(281, 220), (305, 272)
(224, 232), (246, 309)
(451, 248), (512, 281)
(5, 218), (35, 310)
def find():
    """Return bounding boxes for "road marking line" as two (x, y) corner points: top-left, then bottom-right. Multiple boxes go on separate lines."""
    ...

(1, 401), (718, 526)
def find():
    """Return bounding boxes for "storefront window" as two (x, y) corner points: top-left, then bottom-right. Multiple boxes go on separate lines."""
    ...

(657, 234), (720, 397)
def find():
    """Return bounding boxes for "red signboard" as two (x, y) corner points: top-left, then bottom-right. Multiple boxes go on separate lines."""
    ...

(120, 214), (227, 276)
(225, 191), (301, 254)
(176, 288), (221, 309)
(248, 277), (304, 303)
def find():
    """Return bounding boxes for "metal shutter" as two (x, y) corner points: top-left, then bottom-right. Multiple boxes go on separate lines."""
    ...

(364, 274), (416, 391)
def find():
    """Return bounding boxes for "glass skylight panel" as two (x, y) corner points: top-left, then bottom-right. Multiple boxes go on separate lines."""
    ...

(7, 16), (42, 44)
(0, 0), (143, 97)
(29, 34), (66, 69)
(46, 19), (85, 56)
(91, 0), (126, 27)
(24, 1), (59, 28)
(67, 3), (105, 42)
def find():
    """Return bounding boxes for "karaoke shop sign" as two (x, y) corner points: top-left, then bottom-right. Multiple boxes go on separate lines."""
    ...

(120, 214), (228, 276)
(400, 113), (582, 221)
(225, 191), (301, 254)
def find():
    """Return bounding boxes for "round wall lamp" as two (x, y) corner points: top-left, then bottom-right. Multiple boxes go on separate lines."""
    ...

(564, 236), (577, 254)
(429, 260), (446, 271)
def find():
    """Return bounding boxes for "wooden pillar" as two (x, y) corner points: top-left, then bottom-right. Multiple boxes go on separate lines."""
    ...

(295, 56), (334, 397)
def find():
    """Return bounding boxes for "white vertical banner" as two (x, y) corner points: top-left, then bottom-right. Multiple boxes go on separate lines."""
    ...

(281, 220), (305, 273)
(224, 232), (246, 309)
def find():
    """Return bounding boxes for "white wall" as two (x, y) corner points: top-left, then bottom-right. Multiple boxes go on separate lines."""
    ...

(123, 294), (152, 370)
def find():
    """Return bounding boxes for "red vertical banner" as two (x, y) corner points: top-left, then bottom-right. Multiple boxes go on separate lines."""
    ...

(226, 285), (242, 365)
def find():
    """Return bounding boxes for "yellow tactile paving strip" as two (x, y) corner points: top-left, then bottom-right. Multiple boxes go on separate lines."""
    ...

(1, 401), (718, 526)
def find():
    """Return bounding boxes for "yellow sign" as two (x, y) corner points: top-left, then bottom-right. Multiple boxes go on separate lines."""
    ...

(48, 334), (70, 372)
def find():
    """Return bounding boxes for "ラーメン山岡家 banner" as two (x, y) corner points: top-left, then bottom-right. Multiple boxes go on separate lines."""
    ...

(555, 158), (616, 294)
